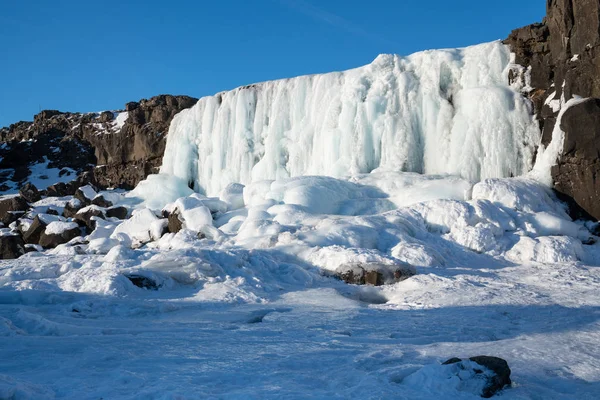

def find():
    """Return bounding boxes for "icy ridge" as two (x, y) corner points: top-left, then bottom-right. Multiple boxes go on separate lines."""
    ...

(161, 41), (540, 196)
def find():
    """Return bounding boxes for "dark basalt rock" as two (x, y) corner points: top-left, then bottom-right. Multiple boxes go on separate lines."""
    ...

(74, 207), (106, 232)
(125, 274), (158, 290)
(45, 182), (72, 197)
(74, 185), (98, 206)
(1, 210), (24, 226)
(106, 206), (128, 220)
(0, 234), (25, 259)
(167, 212), (183, 234)
(19, 183), (41, 203)
(505, 0), (600, 220)
(335, 262), (415, 286)
(91, 194), (113, 208)
(443, 356), (512, 398)
(0, 94), (198, 192)
(23, 216), (46, 244)
(38, 225), (81, 249)
(0, 196), (28, 222)
(63, 199), (83, 218)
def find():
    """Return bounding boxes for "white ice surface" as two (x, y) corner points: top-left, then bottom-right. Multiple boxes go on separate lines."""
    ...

(161, 41), (540, 196)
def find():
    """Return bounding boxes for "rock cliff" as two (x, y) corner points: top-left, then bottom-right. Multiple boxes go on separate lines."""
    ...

(506, 0), (600, 219)
(0, 94), (197, 192)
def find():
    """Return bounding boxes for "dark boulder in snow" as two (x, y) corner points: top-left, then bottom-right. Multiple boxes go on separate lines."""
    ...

(106, 206), (128, 220)
(63, 198), (83, 218)
(167, 212), (183, 234)
(0, 195), (28, 221)
(91, 194), (113, 208)
(39, 222), (81, 249)
(1, 210), (25, 226)
(443, 356), (512, 398)
(335, 262), (415, 286)
(125, 274), (158, 290)
(23, 215), (47, 244)
(74, 206), (106, 232)
(19, 182), (41, 203)
(45, 182), (72, 197)
(74, 185), (98, 206)
(0, 233), (25, 259)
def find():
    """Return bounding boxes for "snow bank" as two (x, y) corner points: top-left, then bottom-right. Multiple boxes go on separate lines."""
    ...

(127, 174), (194, 210)
(111, 209), (159, 245)
(161, 41), (540, 196)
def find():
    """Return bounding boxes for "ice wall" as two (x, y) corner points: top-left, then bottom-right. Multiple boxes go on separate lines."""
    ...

(161, 41), (540, 196)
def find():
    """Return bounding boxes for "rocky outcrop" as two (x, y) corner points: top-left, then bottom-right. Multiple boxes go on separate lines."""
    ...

(505, 0), (600, 219)
(0, 94), (197, 191)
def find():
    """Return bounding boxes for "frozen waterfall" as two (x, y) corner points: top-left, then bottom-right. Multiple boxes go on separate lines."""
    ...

(160, 41), (540, 196)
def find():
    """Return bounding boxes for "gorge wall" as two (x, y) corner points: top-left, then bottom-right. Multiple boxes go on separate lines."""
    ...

(505, 0), (600, 219)
(0, 95), (197, 193)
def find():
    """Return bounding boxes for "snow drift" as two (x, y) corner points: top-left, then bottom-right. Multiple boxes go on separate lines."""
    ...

(161, 41), (540, 196)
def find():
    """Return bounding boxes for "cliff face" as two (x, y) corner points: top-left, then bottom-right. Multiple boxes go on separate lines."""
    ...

(0, 95), (197, 192)
(505, 0), (600, 219)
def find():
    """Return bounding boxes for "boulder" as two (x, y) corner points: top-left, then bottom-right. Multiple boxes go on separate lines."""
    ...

(442, 356), (512, 398)
(91, 194), (113, 208)
(63, 198), (83, 218)
(106, 206), (128, 220)
(74, 185), (98, 206)
(39, 222), (81, 249)
(0, 196), (29, 221)
(45, 182), (71, 197)
(0, 234), (25, 259)
(167, 212), (183, 234)
(19, 183), (41, 203)
(74, 206), (106, 232)
(23, 216), (46, 244)
(1, 210), (25, 226)
(335, 262), (415, 286)
(124, 274), (158, 290)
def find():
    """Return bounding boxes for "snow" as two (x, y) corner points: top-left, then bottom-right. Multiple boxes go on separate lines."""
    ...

(112, 111), (129, 131)
(161, 41), (539, 197)
(44, 221), (78, 235)
(127, 173), (194, 210)
(110, 208), (159, 246)
(4, 173), (600, 398)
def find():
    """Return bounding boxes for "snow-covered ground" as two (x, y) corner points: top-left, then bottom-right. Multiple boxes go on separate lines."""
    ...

(2, 172), (600, 399)
(2, 41), (600, 399)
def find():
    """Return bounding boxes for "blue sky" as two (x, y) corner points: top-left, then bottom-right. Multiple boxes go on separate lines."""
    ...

(0, 0), (545, 127)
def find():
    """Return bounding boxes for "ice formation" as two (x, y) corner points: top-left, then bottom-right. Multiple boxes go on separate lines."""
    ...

(161, 41), (540, 196)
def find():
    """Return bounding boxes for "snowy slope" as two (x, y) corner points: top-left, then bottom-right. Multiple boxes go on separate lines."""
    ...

(161, 41), (540, 196)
